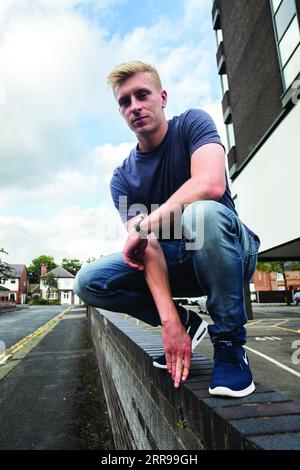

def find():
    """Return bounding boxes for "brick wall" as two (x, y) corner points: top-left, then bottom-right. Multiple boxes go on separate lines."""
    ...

(89, 307), (300, 450)
(254, 270), (300, 291)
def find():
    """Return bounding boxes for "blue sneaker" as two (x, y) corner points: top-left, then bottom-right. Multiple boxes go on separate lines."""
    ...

(209, 341), (255, 398)
(153, 310), (208, 369)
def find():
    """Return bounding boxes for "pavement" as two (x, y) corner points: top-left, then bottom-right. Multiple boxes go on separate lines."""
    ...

(0, 306), (114, 450)
(0, 302), (299, 450)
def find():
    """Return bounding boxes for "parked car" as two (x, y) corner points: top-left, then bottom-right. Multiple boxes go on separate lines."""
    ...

(294, 291), (300, 305)
(187, 296), (208, 313)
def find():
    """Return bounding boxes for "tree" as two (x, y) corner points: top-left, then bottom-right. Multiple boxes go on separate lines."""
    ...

(0, 248), (12, 278)
(43, 272), (58, 301)
(61, 258), (82, 276)
(27, 255), (57, 284)
(256, 261), (291, 305)
(290, 261), (300, 270)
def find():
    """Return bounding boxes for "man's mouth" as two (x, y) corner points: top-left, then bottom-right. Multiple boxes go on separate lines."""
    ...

(133, 116), (147, 124)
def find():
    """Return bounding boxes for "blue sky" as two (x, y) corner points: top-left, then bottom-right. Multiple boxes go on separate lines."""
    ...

(0, 0), (226, 265)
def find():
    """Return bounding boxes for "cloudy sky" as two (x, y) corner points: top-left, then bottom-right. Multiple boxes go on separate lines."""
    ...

(0, 0), (226, 266)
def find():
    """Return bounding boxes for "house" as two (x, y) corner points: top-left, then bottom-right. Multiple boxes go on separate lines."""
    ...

(40, 266), (81, 305)
(0, 286), (16, 309)
(212, 0), (300, 262)
(0, 264), (28, 304)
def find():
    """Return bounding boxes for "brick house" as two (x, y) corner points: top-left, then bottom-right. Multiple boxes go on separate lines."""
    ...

(254, 269), (300, 292)
(0, 286), (16, 309)
(0, 264), (28, 304)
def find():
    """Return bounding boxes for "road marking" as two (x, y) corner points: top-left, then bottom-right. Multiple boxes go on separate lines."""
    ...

(248, 320), (264, 326)
(244, 345), (300, 378)
(0, 306), (72, 365)
(273, 319), (289, 328)
(273, 325), (300, 334)
(265, 336), (281, 341)
(255, 336), (282, 341)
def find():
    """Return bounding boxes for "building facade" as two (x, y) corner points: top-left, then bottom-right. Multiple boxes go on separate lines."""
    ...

(0, 264), (28, 304)
(0, 286), (16, 308)
(40, 266), (81, 305)
(212, 0), (300, 260)
(254, 268), (300, 291)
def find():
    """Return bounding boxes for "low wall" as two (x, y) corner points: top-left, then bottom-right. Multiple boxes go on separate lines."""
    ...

(89, 307), (300, 450)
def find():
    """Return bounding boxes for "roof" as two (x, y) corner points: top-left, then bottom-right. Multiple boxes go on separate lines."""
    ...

(0, 286), (11, 292)
(44, 266), (75, 279)
(6, 264), (26, 278)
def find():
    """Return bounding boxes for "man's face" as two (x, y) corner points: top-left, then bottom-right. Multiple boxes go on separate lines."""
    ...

(115, 72), (167, 137)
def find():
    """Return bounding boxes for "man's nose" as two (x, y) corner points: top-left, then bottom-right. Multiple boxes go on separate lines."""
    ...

(130, 96), (142, 113)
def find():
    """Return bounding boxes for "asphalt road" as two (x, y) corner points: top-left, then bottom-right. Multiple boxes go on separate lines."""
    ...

(0, 306), (114, 450)
(0, 305), (67, 350)
(193, 304), (300, 404)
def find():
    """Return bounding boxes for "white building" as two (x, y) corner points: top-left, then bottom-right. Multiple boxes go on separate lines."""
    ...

(212, 0), (300, 261)
(40, 266), (81, 305)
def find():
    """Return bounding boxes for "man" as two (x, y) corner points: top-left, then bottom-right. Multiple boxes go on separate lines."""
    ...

(74, 61), (260, 397)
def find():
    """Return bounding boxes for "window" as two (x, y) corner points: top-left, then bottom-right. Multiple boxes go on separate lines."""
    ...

(226, 122), (236, 150)
(271, 0), (300, 90)
(283, 43), (300, 87)
(221, 74), (229, 94)
(279, 16), (300, 65)
(216, 29), (223, 47)
(272, 0), (282, 13)
(275, 0), (296, 39)
(11, 279), (16, 284)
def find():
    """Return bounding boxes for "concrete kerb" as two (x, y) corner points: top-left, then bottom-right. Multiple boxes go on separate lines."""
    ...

(0, 306), (72, 368)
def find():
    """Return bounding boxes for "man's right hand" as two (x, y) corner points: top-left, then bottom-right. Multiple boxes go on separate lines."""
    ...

(123, 229), (148, 270)
(162, 318), (192, 388)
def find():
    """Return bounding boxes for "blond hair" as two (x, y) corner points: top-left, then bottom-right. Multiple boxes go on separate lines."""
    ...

(107, 60), (162, 92)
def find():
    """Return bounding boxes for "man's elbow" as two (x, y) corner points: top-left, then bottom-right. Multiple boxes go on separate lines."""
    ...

(211, 183), (226, 201)
(201, 181), (226, 201)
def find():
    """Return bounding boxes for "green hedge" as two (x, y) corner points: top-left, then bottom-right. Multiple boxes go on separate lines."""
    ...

(29, 297), (61, 306)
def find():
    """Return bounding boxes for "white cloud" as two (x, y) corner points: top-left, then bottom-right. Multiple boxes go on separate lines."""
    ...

(0, 171), (100, 209)
(0, 0), (218, 190)
(93, 141), (136, 184)
(0, 0), (226, 265)
(0, 205), (126, 265)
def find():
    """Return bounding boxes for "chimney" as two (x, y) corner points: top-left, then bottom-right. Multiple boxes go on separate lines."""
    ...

(41, 264), (47, 277)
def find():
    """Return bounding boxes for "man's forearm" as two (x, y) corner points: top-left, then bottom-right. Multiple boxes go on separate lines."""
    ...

(142, 236), (179, 325)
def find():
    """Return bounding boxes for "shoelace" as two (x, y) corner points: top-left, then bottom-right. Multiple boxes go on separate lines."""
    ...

(214, 343), (244, 370)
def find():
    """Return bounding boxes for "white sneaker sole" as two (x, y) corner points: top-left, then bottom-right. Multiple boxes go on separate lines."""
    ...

(191, 319), (208, 350)
(152, 360), (168, 369)
(208, 381), (255, 398)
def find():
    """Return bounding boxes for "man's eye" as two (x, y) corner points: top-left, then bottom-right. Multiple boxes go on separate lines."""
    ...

(120, 98), (130, 107)
(137, 91), (148, 99)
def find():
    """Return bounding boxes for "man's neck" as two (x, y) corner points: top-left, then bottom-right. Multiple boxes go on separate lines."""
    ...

(137, 120), (168, 153)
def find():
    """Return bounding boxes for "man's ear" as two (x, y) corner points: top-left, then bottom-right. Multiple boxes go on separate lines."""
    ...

(161, 90), (168, 108)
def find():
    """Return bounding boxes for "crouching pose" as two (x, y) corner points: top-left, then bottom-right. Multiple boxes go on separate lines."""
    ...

(74, 61), (260, 397)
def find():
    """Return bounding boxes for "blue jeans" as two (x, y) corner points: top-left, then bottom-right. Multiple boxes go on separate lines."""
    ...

(74, 201), (260, 344)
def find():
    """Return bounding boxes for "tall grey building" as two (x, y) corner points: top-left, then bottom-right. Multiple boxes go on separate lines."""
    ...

(212, 0), (300, 260)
